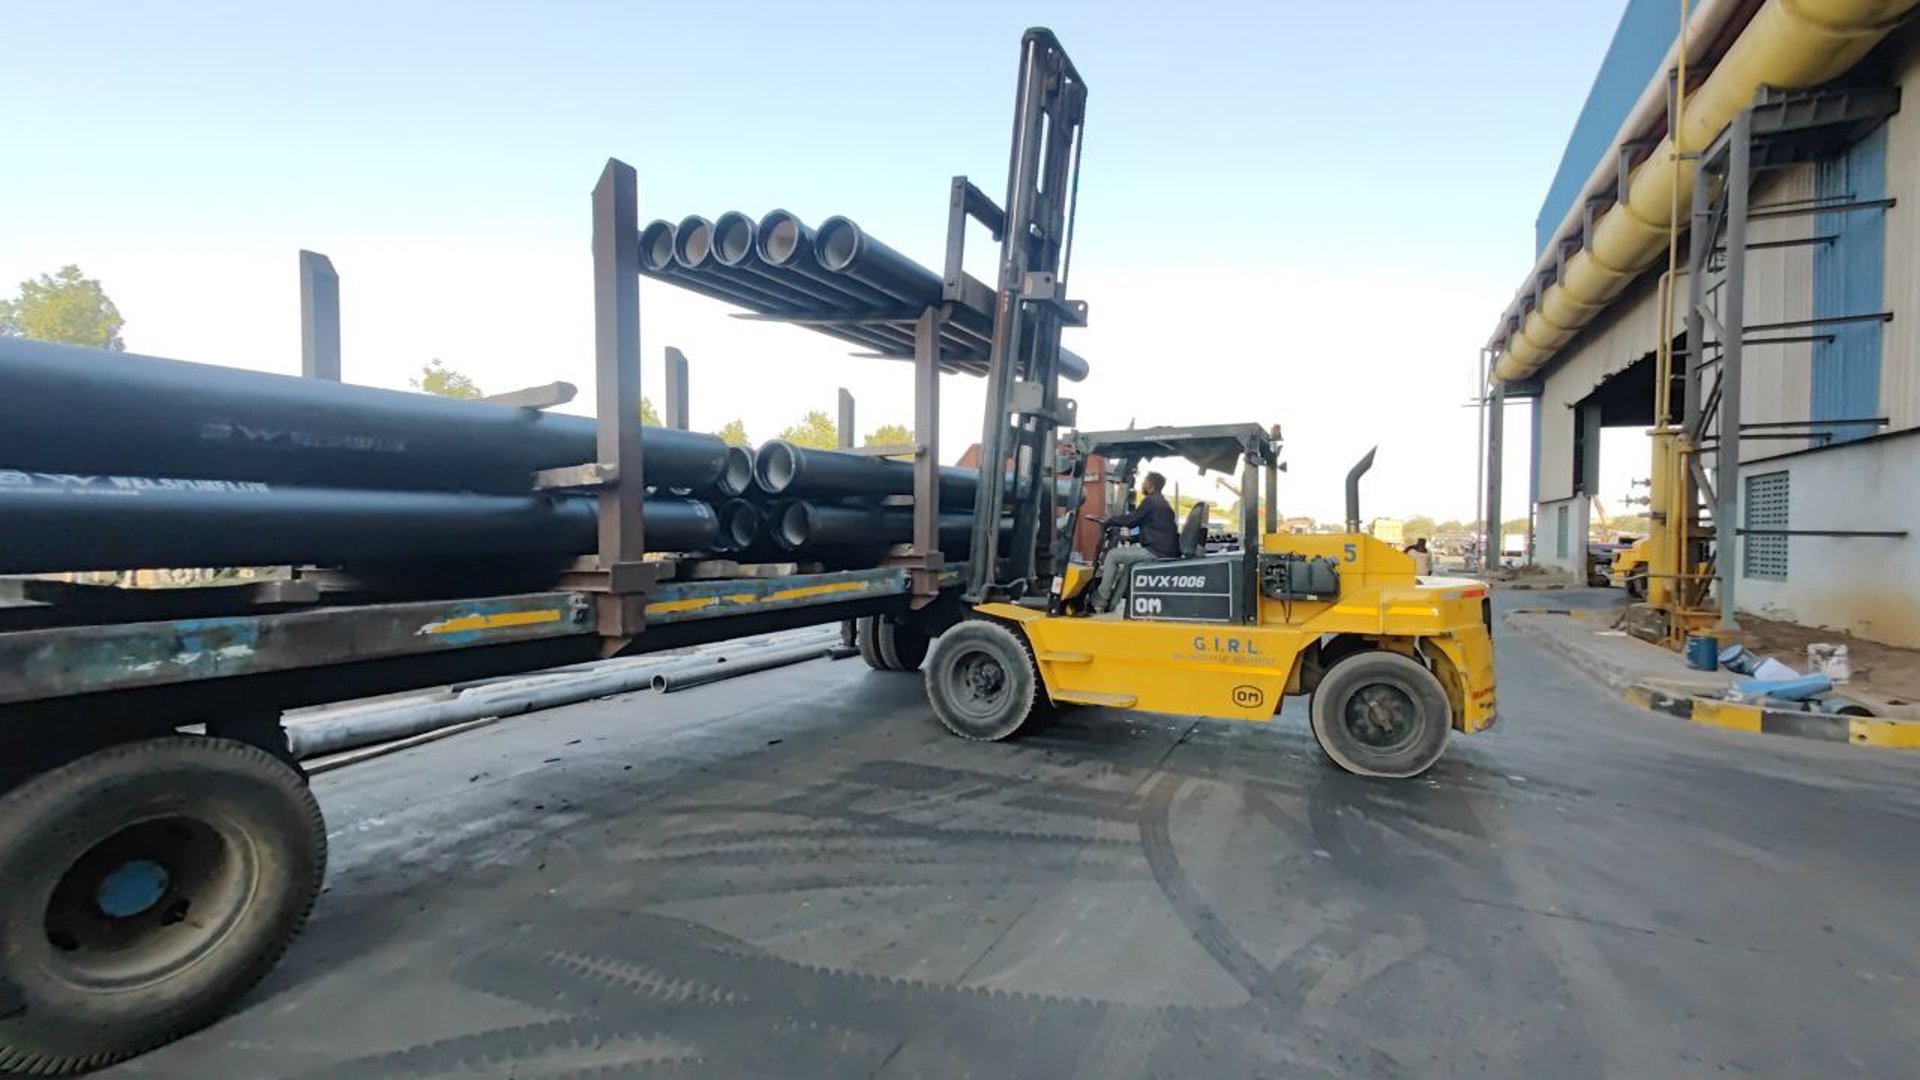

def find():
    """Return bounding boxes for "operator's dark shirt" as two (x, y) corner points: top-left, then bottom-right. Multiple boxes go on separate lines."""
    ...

(1110, 492), (1180, 559)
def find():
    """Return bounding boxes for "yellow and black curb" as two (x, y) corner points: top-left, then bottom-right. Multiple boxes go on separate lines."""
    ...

(1623, 684), (1920, 750)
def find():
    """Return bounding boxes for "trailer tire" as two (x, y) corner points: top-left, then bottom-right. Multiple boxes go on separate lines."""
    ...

(1309, 651), (1451, 779)
(925, 620), (1037, 741)
(0, 736), (326, 1076)
(876, 617), (930, 673)
(857, 616), (888, 670)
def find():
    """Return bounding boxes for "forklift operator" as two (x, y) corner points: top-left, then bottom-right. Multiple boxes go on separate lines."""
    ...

(1092, 471), (1180, 612)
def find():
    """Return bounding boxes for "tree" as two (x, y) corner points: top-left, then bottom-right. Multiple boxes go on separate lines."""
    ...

(0, 265), (125, 349)
(1402, 515), (1437, 540)
(863, 423), (913, 448)
(777, 410), (838, 449)
(716, 419), (750, 446)
(411, 358), (482, 398)
(640, 396), (663, 426)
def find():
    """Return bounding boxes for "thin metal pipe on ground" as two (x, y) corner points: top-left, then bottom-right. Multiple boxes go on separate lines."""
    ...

(649, 641), (835, 692)
(286, 634), (839, 759)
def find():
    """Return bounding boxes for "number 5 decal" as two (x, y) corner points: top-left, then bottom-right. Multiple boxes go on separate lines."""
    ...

(1342, 543), (1357, 563)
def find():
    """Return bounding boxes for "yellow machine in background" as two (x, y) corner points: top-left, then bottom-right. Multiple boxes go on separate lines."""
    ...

(923, 425), (1497, 779)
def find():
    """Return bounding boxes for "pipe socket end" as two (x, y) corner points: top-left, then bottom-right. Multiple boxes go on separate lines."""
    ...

(814, 216), (862, 273)
(673, 215), (715, 268)
(754, 440), (799, 496)
(757, 210), (807, 266)
(640, 221), (677, 272)
(712, 212), (757, 268)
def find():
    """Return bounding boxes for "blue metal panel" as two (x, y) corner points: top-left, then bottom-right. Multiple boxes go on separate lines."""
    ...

(1535, 0), (1676, 255)
(1812, 125), (1888, 443)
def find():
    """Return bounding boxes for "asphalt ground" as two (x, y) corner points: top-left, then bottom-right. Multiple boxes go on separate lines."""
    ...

(114, 589), (1920, 1078)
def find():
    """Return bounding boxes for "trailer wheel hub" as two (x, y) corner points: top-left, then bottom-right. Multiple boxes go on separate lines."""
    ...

(96, 859), (171, 918)
(43, 815), (257, 991)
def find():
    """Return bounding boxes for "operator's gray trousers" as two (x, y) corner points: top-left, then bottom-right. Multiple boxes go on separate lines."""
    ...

(1093, 543), (1157, 613)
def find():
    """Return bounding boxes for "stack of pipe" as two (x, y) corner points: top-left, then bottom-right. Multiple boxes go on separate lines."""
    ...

(0, 337), (1005, 578)
(639, 211), (1089, 382)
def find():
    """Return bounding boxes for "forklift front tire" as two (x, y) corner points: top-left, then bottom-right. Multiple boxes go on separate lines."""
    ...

(1309, 651), (1452, 779)
(925, 620), (1038, 741)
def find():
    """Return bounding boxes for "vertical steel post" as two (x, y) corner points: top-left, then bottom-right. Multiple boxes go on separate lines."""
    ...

(910, 308), (943, 602)
(1474, 349), (1488, 547)
(592, 160), (645, 569)
(664, 346), (689, 430)
(1484, 382), (1505, 570)
(837, 387), (856, 645)
(1716, 108), (1751, 631)
(1263, 425), (1279, 537)
(298, 250), (341, 382)
(1686, 154), (1711, 436)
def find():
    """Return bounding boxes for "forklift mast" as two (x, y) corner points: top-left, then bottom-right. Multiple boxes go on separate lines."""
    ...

(966, 28), (1090, 604)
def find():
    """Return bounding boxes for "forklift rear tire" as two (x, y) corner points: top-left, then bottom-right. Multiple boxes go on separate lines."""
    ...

(1309, 651), (1452, 779)
(0, 736), (326, 1076)
(925, 620), (1038, 741)
(1626, 575), (1647, 600)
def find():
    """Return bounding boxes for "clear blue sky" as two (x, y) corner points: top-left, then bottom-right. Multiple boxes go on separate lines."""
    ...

(2, 1), (1638, 522)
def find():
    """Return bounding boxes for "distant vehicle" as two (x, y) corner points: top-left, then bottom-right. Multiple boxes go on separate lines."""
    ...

(1610, 537), (1651, 598)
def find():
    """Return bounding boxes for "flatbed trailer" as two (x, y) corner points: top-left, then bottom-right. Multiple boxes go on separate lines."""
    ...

(0, 154), (980, 1076)
(0, 30), (1091, 1074)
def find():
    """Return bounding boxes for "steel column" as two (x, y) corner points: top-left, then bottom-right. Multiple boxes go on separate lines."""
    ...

(1483, 382), (1505, 569)
(837, 387), (856, 646)
(664, 346), (689, 430)
(1716, 108), (1752, 631)
(911, 307), (944, 599)
(590, 159), (651, 640)
(1474, 350), (1488, 554)
(298, 250), (341, 382)
(1686, 151), (1712, 437)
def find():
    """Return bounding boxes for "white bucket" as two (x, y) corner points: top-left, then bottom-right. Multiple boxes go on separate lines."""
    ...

(1807, 644), (1852, 684)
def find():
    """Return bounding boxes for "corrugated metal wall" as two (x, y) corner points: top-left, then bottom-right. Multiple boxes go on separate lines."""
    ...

(1812, 125), (1889, 443)
(1733, 164), (1817, 462)
(1878, 34), (1920, 430)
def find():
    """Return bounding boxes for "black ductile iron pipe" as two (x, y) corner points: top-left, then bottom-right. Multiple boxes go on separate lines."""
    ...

(815, 216), (945, 308)
(713, 212), (978, 361)
(712, 213), (874, 312)
(0, 337), (730, 495)
(753, 210), (994, 359)
(716, 498), (763, 552)
(757, 210), (902, 310)
(812, 216), (1088, 381)
(775, 501), (1013, 554)
(716, 444), (755, 499)
(649, 217), (909, 356)
(0, 473), (719, 574)
(753, 440), (985, 509)
(1345, 446), (1377, 534)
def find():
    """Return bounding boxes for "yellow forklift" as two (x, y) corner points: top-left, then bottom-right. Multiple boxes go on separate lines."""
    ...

(922, 425), (1498, 779)
(873, 31), (1494, 778)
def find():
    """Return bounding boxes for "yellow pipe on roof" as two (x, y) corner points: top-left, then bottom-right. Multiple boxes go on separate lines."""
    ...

(1492, 0), (1917, 384)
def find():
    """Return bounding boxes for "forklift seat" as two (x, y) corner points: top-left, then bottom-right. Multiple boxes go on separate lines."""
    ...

(1179, 501), (1208, 558)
